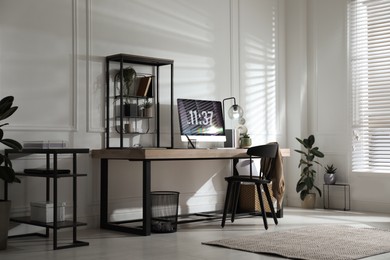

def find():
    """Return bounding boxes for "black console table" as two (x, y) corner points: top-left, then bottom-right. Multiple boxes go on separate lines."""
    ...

(3, 148), (89, 250)
(323, 183), (351, 211)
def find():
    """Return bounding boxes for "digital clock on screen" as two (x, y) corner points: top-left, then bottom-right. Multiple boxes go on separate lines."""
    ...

(177, 98), (225, 136)
(187, 110), (214, 126)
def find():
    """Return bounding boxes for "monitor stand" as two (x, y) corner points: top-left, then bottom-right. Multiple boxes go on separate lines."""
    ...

(185, 134), (196, 149)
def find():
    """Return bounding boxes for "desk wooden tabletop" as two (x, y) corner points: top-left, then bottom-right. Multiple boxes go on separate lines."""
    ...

(91, 148), (290, 160)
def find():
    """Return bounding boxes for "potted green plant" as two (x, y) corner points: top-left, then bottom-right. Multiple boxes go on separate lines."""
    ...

(0, 96), (22, 250)
(324, 164), (337, 185)
(295, 134), (324, 209)
(114, 67), (137, 116)
(141, 100), (154, 118)
(115, 67), (136, 97)
(240, 133), (252, 148)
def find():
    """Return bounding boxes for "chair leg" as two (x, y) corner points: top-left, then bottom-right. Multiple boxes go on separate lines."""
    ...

(231, 182), (241, 223)
(256, 183), (268, 230)
(263, 183), (278, 225)
(221, 181), (233, 228)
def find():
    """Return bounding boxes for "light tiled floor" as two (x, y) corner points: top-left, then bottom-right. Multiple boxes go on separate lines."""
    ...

(2, 207), (390, 260)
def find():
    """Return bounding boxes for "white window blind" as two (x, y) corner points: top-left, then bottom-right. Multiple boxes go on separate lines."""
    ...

(350, 0), (390, 172)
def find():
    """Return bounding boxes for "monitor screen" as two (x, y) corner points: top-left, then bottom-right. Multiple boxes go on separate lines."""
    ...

(177, 98), (226, 142)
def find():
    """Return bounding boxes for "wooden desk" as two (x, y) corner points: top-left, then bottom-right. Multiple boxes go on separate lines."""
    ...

(91, 148), (290, 236)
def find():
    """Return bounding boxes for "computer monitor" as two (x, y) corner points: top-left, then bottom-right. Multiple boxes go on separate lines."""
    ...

(177, 98), (226, 143)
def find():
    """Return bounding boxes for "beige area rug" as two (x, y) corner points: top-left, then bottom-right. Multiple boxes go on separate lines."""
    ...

(202, 225), (390, 260)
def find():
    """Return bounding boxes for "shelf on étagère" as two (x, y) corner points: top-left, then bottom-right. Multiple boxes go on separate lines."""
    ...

(15, 172), (87, 178)
(114, 131), (156, 135)
(10, 216), (87, 229)
(113, 95), (153, 100)
(114, 116), (153, 119)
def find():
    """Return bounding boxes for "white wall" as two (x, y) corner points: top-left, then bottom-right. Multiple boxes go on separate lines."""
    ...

(287, 0), (390, 214)
(0, 0), (286, 227)
(4, 0), (387, 230)
(307, 0), (350, 209)
(284, 0), (308, 207)
(285, 0), (351, 208)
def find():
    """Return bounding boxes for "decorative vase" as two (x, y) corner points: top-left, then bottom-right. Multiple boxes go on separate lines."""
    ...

(0, 200), (11, 250)
(125, 123), (136, 133)
(301, 193), (316, 209)
(324, 173), (336, 185)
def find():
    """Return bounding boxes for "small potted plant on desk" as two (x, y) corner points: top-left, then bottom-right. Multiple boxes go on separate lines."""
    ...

(240, 133), (252, 148)
(324, 164), (337, 185)
(0, 96), (22, 250)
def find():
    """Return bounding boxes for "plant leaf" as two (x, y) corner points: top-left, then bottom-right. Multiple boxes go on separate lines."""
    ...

(296, 137), (304, 146)
(1, 139), (22, 150)
(314, 185), (322, 197)
(311, 147), (324, 158)
(300, 190), (308, 201)
(0, 166), (20, 183)
(296, 181), (306, 192)
(0, 106), (17, 121)
(308, 135), (315, 147)
(294, 149), (306, 155)
(0, 96), (13, 115)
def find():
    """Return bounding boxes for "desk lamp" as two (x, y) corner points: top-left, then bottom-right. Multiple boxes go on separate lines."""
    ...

(223, 97), (244, 120)
(223, 97), (245, 147)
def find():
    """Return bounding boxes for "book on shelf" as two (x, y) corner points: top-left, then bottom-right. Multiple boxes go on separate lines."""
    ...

(136, 76), (152, 96)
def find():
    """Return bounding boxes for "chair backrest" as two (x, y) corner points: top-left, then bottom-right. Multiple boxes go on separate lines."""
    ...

(246, 143), (279, 179)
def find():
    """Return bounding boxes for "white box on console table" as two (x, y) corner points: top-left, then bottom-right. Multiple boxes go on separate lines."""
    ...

(30, 201), (66, 223)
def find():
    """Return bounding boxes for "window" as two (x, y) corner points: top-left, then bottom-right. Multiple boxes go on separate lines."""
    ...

(350, 0), (390, 172)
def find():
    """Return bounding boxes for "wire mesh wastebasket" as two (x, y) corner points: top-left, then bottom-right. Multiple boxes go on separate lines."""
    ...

(151, 191), (180, 233)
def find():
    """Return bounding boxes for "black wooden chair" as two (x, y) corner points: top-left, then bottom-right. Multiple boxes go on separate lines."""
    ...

(221, 143), (279, 230)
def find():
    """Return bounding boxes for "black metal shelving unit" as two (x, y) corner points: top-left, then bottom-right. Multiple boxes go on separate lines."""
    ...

(105, 53), (174, 148)
(3, 148), (90, 250)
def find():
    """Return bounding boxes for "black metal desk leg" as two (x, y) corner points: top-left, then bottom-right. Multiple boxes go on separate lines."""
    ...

(72, 153), (77, 242)
(100, 159), (108, 228)
(53, 153), (58, 250)
(143, 160), (151, 236)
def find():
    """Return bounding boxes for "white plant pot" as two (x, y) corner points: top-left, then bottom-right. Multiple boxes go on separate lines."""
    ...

(0, 200), (11, 250)
(301, 193), (316, 209)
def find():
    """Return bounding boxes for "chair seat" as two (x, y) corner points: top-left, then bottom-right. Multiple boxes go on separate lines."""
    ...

(224, 175), (271, 184)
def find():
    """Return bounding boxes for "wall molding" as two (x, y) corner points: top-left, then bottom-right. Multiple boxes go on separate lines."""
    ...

(307, 0), (319, 133)
(7, 0), (78, 132)
(230, 0), (240, 100)
(71, 0), (78, 131)
(86, 0), (105, 133)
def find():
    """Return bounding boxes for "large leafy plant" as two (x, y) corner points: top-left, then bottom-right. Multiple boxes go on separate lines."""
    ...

(0, 96), (22, 183)
(295, 135), (324, 200)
